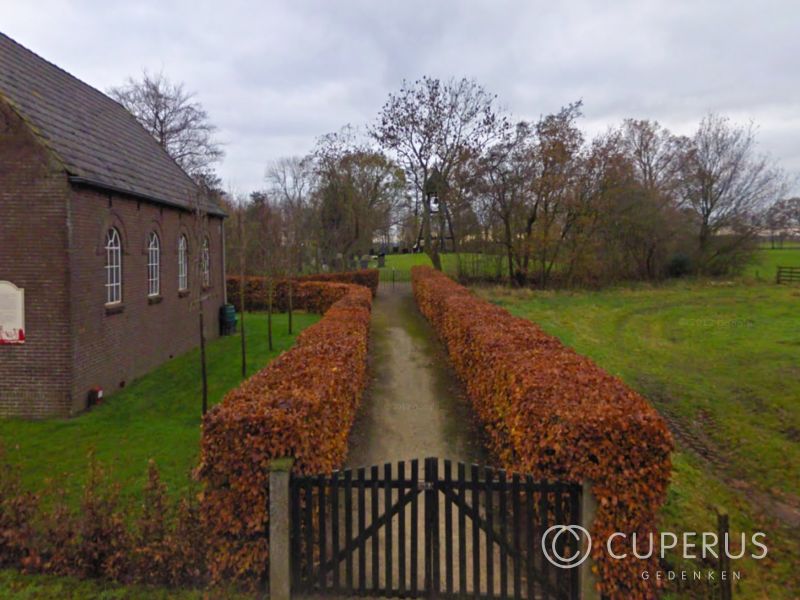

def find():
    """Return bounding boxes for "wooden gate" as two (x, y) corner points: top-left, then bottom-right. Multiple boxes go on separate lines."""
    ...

(289, 458), (582, 599)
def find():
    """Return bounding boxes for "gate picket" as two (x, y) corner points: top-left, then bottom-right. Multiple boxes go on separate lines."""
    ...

(398, 460), (406, 596)
(457, 462), (467, 596)
(471, 463), (481, 599)
(288, 458), (581, 599)
(358, 467), (367, 595)
(344, 469), (353, 593)
(410, 459), (419, 597)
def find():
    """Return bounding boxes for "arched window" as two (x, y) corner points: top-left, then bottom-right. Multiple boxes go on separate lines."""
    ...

(105, 228), (122, 304)
(201, 237), (211, 287)
(178, 235), (188, 291)
(147, 232), (160, 296)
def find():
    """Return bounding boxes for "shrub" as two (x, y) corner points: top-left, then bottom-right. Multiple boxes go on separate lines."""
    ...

(666, 253), (691, 278)
(197, 283), (372, 585)
(0, 450), (212, 588)
(226, 269), (379, 312)
(70, 457), (130, 580)
(411, 266), (673, 600)
(0, 450), (39, 570)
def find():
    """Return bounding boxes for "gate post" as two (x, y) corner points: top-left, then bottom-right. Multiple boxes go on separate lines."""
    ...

(580, 480), (600, 600)
(270, 457), (294, 600)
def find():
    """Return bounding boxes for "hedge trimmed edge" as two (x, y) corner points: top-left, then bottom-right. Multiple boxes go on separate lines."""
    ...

(226, 268), (379, 312)
(197, 281), (373, 585)
(411, 266), (673, 600)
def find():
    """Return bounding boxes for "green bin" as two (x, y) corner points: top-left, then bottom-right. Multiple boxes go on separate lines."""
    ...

(219, 304), (238, 336)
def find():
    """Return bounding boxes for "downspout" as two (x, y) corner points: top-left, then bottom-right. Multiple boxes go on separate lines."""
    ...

(220, 218), (227, 305)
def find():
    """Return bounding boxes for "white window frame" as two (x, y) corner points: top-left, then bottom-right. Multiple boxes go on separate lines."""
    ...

(178, 235), (188, 291)
(201, 237), (211, 288)
(105, 228), (122, 304)
(147, 232), (160, 297)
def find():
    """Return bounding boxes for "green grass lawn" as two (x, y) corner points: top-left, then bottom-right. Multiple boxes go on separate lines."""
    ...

(376, 252), (507, 282)
(476, 279), (800, 598)
(0, 312), (319, 506)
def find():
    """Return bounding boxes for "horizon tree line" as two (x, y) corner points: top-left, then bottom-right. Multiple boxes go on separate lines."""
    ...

(111, 71), (796, 289)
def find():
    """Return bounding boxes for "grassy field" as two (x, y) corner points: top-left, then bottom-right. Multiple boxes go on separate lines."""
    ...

(378, 245), (800, 283)
(748, 245), (800, 279)
(476, 276), (800, 598)
(0, 312), (319, 506)
(376, 252), (507, 282)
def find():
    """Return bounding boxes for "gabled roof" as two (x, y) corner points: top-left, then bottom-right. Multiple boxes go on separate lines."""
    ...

(0, 32), (224, 216)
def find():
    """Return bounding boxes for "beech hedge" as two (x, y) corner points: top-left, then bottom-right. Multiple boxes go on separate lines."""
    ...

(226, 269), (379, 312)
(197, 282), (372, 585)
(411, 266), (673, 600)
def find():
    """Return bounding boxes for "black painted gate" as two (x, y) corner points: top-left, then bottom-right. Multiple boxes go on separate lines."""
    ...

(290, 458), (581, 599)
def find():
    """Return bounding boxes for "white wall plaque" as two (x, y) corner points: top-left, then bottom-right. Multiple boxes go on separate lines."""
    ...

(0, 281), (25, 344)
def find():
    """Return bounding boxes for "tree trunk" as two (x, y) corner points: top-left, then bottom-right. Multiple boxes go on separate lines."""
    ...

(199, 308), (208, 416)
(424, 199), (442, 270)
(267, 276), (274, 351)
(239, 274), (247, 379)
(287, 278), (293, 335)
(239, 211), (247, 379)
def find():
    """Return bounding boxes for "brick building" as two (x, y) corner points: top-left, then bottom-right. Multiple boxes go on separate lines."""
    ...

(0, 33), (226, 418)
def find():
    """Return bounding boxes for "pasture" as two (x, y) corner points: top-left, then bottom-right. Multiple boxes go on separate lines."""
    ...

(476, 276), (800, 597)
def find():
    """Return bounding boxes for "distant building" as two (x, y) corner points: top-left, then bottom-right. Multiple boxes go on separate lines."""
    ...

(0, 33), (226, 418)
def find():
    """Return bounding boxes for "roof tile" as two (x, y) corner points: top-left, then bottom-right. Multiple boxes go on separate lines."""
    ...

(0, 32), (223, 216)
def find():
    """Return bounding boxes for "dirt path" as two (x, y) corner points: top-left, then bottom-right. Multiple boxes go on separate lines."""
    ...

(346, 282), (486, 469)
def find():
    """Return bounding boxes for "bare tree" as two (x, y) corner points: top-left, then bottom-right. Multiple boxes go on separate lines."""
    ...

(311, 127), (406, 268)
(266, 157), (315, 273)
(763, 196), (800, 248)
(615, 120), (688, 278)
(621, 119), (686, 194)
(185, 193), (212, 415)
(523, 102), (585, 287)
(371, 77), (506, 269)
(476, 121), (536, 283)
(108, 71), (224, 181)
(680, 114), (786, 260)
(251, 193), (285, 350)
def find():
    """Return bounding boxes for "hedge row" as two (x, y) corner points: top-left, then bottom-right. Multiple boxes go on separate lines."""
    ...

(197, 282), (373, 585)
(226, 269), (379, 312)
(411, 266), (673, 600)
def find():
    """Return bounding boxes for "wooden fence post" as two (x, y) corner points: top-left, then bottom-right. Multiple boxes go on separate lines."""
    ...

(581, 480), (600, 600)
(270, 457), (295, 600)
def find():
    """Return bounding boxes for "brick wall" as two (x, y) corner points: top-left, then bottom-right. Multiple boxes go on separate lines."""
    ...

(0, 96), (227, 418)
(68, 187), (226, 413)
(0, 99), (73, 418)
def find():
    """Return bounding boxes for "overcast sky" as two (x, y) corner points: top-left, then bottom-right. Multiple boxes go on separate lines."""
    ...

(2, 0), (798, 193)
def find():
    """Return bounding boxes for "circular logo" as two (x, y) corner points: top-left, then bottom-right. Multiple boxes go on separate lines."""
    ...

(541, 525), (592, 569)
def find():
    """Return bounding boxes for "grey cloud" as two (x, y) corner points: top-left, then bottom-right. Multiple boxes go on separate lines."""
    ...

(2, 0), (797, 192)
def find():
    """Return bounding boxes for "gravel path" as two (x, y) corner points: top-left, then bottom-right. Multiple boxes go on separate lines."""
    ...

(345, 282), (485, 469)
